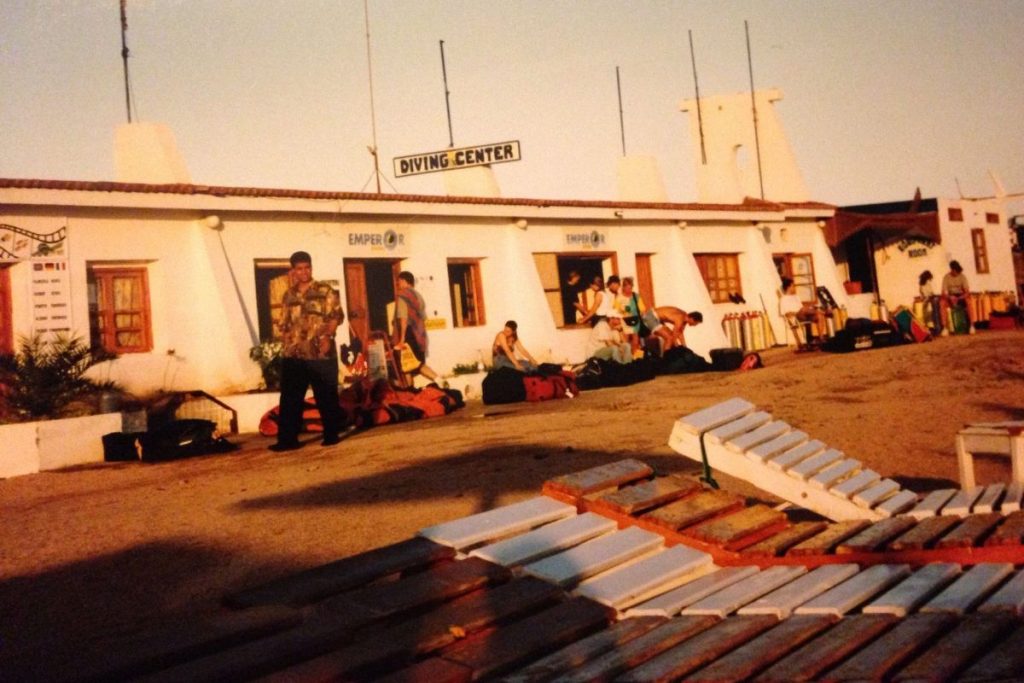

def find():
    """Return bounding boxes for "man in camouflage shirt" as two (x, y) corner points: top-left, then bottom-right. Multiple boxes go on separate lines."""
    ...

(270, 251), (344, 451)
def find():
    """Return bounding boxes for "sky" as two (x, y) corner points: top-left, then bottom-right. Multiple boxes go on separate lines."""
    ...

(1, 0), (1022, 213)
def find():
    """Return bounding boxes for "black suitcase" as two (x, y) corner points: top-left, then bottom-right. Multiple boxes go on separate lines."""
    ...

(710, 347), (744, 371)
(482, 367), (527, 404)
(870, 320), (901, 348)
(102, 431), (145, 461)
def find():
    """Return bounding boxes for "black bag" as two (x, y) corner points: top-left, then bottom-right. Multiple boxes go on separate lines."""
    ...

(710, 347), (744, 371)
(657, 346), (711, 374)
(535, 362), (566, 377)
(600, 357), (656, 386)
(102, 431), (146, 461)
(138, 419), (237, 462)
(482, 367), (527, 405)
(870, 320), (901, 348)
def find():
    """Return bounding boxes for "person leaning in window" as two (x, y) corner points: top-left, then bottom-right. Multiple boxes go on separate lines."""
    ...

(393, 271), (440, 382)
(492, 320), (538, 373)
(270, 251), (344, 451)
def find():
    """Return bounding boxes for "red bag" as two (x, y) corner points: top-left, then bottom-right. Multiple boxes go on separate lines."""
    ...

(524, 375), (558, 402)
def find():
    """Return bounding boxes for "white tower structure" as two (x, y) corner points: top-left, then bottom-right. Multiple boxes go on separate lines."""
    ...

(680, 88), (809, 204)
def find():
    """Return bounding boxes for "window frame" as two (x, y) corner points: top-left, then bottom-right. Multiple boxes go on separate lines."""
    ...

(532, 252), (619, 329)
(948, 207), (964, 222)
(985, 212), (999, 225)
(87, 265), (153, 354)
(971, 228), (990, 274)
(773, 252), (817, 305)
(254, 260), (291, 343)
(694, 253), (742, 304)
(447, 258), (486, 328)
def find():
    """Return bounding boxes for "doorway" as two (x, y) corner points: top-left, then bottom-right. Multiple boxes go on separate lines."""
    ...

(0, 265), (11, 354)
(343, 258), (402, 344)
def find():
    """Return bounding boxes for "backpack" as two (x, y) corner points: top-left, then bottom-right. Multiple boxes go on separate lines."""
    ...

(482, 367), (527, 405)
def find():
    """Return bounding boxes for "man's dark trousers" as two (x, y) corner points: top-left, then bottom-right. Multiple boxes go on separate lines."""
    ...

(276, 357), (342, 445)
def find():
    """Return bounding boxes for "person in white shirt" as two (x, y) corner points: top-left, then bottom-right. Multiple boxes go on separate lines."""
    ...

(586, 314), (632, 364)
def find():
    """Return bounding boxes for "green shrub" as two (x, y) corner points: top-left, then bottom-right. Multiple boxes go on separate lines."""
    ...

(0, 333), (119, 421)
(249, 341), (283, 391)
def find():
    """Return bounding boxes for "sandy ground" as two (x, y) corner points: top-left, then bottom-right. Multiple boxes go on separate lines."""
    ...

(1, 329), (1023, 676)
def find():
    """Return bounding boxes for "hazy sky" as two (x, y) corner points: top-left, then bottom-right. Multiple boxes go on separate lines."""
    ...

(2, 0), (1022, 211)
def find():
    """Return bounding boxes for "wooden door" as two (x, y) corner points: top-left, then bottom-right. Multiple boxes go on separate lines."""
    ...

(344, 260), (369, 344)
(635, 253), (655, 308)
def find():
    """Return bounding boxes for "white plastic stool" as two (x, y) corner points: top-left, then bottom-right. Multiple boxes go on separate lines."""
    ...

(955, 422), (1024, 491)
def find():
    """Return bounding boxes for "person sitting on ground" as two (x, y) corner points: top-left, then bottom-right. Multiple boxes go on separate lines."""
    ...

(492, 320), (539, 373)
(779, 277), (822, 346)
(585, 313), (632, 364)
(650, 306), (702, 350)
(577, 275), (621, 326)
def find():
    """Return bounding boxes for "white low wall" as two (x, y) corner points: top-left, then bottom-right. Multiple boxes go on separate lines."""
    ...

(0, 411), (144, 479)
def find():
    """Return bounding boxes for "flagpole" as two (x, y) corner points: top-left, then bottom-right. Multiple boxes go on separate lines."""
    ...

(119, 0), (133, 123)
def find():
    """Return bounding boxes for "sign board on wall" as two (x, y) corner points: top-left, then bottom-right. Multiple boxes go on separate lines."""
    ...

(31, 260), (71, 333)
(345, 227), (410, 256)
(393, 141), (521, 178)
(563, 228), (608, 250)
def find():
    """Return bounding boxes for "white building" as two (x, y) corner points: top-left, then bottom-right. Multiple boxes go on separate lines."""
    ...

(0, 93), (858, 396)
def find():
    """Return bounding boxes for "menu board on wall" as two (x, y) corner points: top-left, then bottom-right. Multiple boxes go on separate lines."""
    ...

(31, 260), (71, 334)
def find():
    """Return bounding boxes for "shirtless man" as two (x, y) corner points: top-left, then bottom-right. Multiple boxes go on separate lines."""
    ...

(651, 306), (703, 350)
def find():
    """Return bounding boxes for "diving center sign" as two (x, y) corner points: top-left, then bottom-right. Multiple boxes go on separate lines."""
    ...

(393, 141), (521, 178)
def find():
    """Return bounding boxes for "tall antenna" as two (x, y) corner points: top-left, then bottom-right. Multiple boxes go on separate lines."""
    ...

(439, 40), (454, 147)
(745, 20), (765, 200)
(119, 0), (134, 123)
(615, 67), (626, 156)
(363, 0), (382, 193)
(688, 30), (707, 165)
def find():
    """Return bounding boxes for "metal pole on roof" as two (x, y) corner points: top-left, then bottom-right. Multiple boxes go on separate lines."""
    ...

(616, 67), (626, 156)
(688, 30), (707, 165)
(119, 0), (134, 123)
(440, 40), (455, 147)
(363, 0), (382, 193)
(745, 20), (765, 200)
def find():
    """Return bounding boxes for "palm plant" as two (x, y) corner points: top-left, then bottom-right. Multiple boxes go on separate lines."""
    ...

(0, 333), (119, 420)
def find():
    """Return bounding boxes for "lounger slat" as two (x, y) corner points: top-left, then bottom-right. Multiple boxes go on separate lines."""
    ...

(787, 519), (871, 556)
(921, 562), (1015, 615)
(705, 411), (772, 445)
(1001, 481), (1024, 513)
(766, 439), (825, 471)
(822, 612), (957, 682)
(683, 504), (788, 547)
(573, 545), (712, 610)
(986, 508), (1024, 546)
(809, 458), (860, 490)
(893, 612), (1018, 683)
(978, 568), (1024, 615)
(887, 515), (960, 551)
(794, 563), (911, 617)
(746, 430), (808, 464)
(593, 475), (700, 515)
(906, 488), (958, 520)
(753, 613), (897, 682)
(502, 617), (666, 683)
(523, 526), (663, 587)
(676, 398), (755, 434)
(837, 517), (916, 554)
(957, 623), (1024, 683)
(683, 565), (806, 618)
(973, 482), (1006, 514)
(787, 448), (843, 480)
(875, 489), (919, 517)
(852, 478), (900, 508)
(551, 615), (719, 683)
(642, 489), (744, 531)
(615, 615), (779, 683)
(626, 566), (759, 618)
(942, 486), (985, 518)
(935, 512), (1003, 549)
(862, 562), (962, 617)
(544, 459), (654, 497)
(737, 564), (860, 619)
(725, 420), (790, 453)
(739, 521), (829, 558)
(418, 496), (576, 550)
(827, 468), (879, 501)
(469, 512), (616, 567)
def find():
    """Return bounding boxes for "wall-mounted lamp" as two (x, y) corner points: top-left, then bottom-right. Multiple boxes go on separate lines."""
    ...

(676, 220), (687, 229)
(817, 220), (827, 228)
(613, 210), (624, 218)
(780, 227), (790, 242)
(203, 214), (222, 230)
(514, 218), (528, 230)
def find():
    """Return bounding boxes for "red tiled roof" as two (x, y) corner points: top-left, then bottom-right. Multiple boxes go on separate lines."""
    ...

(0, 178), (834, 213)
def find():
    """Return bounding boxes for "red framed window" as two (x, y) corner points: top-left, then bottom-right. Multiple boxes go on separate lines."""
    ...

(986, 212), (999, 225)
(695, 253), (742, 304)
(87, 266), (153, 353)
(948, 207), (964, 222)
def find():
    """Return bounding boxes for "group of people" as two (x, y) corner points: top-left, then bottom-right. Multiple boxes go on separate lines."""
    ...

(573, 273), (702, 365)
(269, 251), (438, 452)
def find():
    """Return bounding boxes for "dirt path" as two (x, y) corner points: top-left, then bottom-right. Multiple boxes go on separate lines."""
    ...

(2, 330), (1022, 676)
